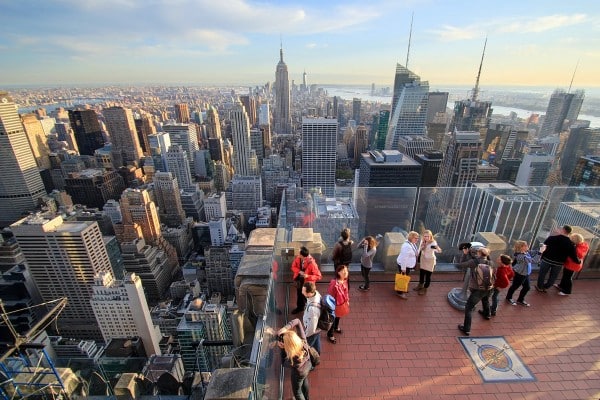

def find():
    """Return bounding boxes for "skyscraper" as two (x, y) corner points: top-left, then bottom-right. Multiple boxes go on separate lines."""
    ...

(11, 214), (112, 340)
(163, 123), (199, 173)
(205, 106), (222, 139)
(0, 92), (46, 227)
(230, 100), (252, 176)
(274, 46), (292, 135)
(174, 103), (190, 124)
(539, 89), (585, 137)
(103, 106), (144, 167)
(561, 126), (600, 183)
(91, 272), (162, 356)
(165, 145), (195, 191)
(20, 113), (52, 170)
(301, 117), (337, 197)
(153, 171), (187, 227)
(68, 109), (105, 156)
(436, 130), (481, 188)
(385, 64), (429, 150)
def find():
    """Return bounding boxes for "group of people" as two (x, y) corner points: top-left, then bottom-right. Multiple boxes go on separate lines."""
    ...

(457, 224), (589, 336)
(279, 225), (589, 398)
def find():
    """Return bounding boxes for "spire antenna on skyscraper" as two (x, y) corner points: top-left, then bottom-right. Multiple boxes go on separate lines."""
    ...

(405, 12), (414, 69)
(471, 37), (487, 102)
(568, 59), (579, 93)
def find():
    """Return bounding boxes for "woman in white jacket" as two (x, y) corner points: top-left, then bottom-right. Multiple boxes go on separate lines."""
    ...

(414, 230), (442, 295)
(396, 231), (420, 299)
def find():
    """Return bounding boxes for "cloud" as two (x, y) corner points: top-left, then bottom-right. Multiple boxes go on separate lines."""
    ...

(430, 13), (588, 42)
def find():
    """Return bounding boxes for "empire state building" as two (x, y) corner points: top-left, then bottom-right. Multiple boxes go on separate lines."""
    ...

(274, 46), (292, 135)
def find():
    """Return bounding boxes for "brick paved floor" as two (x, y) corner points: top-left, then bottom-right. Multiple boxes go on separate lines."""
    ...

(281, 274), (600, 400)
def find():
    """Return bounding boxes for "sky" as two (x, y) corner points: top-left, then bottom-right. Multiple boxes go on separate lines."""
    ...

(1, 0), (599, 89)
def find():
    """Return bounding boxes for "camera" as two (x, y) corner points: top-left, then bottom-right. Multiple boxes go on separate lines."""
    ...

(430, 245), (436, 249)
(277, 334), (284, 343)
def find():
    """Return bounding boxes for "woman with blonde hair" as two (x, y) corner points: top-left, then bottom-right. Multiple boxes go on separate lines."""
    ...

(414, 230), (441, 295)
(278, 318), (312, 400)
(358, 236), (377, 291)
(556, 233), (589, 296)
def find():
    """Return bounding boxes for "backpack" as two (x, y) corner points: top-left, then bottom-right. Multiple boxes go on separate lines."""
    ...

(474, 263), (495, 290)
(317, 294), (336, 331)
(335, 241), (353, 265)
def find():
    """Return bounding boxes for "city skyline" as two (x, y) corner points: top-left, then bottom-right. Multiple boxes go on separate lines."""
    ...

(1, 1), (599, 88)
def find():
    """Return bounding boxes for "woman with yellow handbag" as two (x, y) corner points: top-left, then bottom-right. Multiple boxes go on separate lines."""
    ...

(395, 231), (420, 299)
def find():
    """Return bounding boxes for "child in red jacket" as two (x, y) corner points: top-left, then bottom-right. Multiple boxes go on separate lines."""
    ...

(481, 254), (514, 318)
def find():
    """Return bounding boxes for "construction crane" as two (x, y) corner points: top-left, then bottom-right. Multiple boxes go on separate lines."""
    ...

(0, 297), (68, 399)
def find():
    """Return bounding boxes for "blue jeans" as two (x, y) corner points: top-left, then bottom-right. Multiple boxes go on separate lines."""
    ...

(306, 333), (321, 355)
(506, 272), (530, 302)
(291, 368), (309, 400)
(463, 289), (491, 332)
(490, 288), (500, 314)
(537, 260), (562, 290)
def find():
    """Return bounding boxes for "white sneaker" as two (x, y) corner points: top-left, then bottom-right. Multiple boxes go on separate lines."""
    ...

(558, 291), (569, 296)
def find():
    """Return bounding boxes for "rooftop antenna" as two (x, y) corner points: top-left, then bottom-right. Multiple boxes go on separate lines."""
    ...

(280, 35), (283, 62)
(568, 59), (579, 93)
(471, 36), (487, 102)
(405, 12), (414, 68)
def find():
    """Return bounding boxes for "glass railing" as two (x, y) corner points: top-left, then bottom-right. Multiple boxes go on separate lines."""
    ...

(249, 184), (599, 399)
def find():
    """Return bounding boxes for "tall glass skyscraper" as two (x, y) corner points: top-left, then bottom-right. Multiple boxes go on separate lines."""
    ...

(539, 89), (584, 137)
(385, 64), (429, 150)
(0, 92), (46, 227)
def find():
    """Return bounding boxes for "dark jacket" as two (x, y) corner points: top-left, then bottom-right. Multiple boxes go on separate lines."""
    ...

(457, 256), (493, 291)
(542, 234), (580, 266)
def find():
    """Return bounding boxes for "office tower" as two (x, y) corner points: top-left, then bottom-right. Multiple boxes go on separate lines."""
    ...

(206, 106), (222, 139)
(103, 106), (144, 167)
(413, 150), (443, 187)
(165, 145), (195, 192)
(426, 92), (449, 123)
(239, 95), (257, 127)
(209, 218), (227, 246)
(301, 118), (337, 197)
(174, 103), (190, 124)
(0, 92), (46, 227)
(274, 46), (292, 135)
(134, 113), (156, 155)
(64, 169), (126, 209)
(258, 103), (272, 148)
(204, 192), (227, 221)
(205, 247), (236, 297)
(539, 89), (585, 137)
(119, 238), (177, 305)
(68, 109), (105, 156)
(162, 123), (199, 172)
(451, 99), (493, 139)
(54, 122), (79, 152)
(226, 175), (263, 216)
(178, 299), (231, 372)
(153, 172), (186, 227)
(385, 64), (429, 150)
(374, 110), (390, 150)
(249, 128), (265, 164)
(397, 135), (434, 159)
(358, 150), (421, 187)
(0, 264), (43, 347)
(115, 188), (176, 259)
(354, 125), (368, 168)
(570, 155), (600, 186)
(436, 130), (481, 188)
(11, 215), (112, 340)
(560, 126), (600, 183)
(20, 113), (52, 170)
(91, 272), (162, 356)
(180, 188), (205, 222)
(352, 98), (361, 123)
(214, 161), (231, 193)
(515, 151), (554, 186)
(230, 101), (252, 176)
(194, 149), (213, 179)
(261, 154), (298, 205)
(208, 137), (224, 164)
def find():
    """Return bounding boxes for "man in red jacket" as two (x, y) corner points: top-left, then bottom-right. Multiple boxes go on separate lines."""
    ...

(291, 246), (322, 314)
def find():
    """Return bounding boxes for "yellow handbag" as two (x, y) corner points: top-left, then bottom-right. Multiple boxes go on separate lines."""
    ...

(395, 273), (411, 292)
